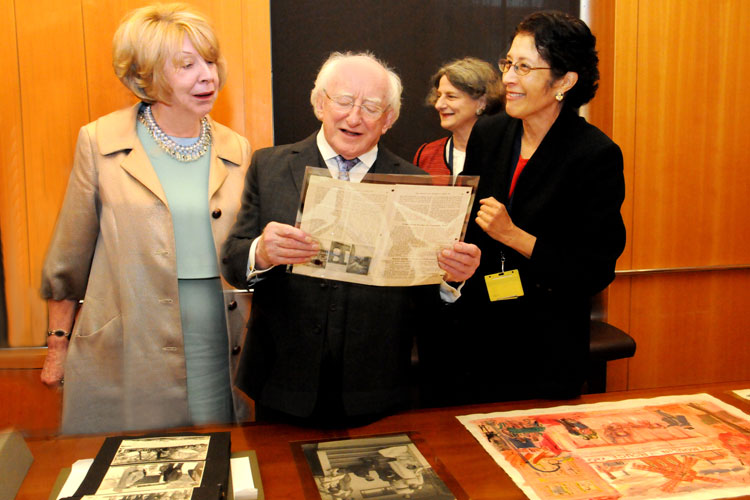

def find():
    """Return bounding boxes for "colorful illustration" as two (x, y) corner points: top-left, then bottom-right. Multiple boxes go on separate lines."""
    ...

(733, 389), (750, 403)
(458, 394), (750, 500)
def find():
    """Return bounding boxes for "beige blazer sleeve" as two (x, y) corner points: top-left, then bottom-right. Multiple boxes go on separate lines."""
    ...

(41, 124), (101, 300)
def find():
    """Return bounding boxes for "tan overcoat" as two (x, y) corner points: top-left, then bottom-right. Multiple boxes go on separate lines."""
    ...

(41, 104), (252, 434)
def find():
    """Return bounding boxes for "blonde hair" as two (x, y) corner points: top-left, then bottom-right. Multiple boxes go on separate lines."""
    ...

(112, 3), (226, 103)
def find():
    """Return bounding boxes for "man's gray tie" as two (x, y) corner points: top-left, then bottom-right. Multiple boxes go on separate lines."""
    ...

(334, 155), (359, 181)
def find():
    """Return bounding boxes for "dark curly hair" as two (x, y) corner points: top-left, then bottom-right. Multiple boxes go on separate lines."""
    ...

(514, 11), (599, 109)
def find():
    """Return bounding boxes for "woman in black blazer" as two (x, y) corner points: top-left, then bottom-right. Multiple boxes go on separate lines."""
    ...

(424, 11), (626, 406)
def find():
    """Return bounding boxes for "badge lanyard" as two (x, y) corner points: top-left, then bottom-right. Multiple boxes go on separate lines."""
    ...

(483, 127), (526, 302)
(484, 251), (524, 301)
(447, 136), (454, 175)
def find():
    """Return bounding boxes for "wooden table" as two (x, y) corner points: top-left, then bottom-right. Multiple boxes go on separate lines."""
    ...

(16, 381), (750, 499)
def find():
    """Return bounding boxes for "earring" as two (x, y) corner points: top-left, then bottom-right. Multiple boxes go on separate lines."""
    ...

(555, 92), (564, 102)
(476, 108), (484, 116)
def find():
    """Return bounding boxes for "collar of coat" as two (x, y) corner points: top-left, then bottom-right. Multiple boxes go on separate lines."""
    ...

(94, 103), (244, 167)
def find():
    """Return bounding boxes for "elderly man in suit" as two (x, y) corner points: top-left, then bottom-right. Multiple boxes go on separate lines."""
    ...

(221, 51), (480, 425)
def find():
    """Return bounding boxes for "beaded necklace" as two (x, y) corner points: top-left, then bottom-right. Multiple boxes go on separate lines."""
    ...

(138, 104), (212, 162)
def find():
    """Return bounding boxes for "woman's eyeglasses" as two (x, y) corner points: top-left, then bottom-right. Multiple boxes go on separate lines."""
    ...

(498, 59), (550, 76)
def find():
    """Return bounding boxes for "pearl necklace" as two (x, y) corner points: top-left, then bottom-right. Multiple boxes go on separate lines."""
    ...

(138, 104), (212, 162)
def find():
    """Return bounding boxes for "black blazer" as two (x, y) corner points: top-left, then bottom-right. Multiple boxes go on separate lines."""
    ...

(221, 133), (437, 418)
(445, 108), (626, 402)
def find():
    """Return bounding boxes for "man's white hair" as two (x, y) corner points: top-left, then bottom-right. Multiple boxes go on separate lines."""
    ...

(310, 51), (402, 122)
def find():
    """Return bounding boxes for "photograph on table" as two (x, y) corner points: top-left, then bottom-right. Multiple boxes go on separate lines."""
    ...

(81, 489), (193, 499)
(64, 432), (230, 500)
(96, 461), (203, 495)
(112, 436), (211, 465)
(294, 433), (460, 499)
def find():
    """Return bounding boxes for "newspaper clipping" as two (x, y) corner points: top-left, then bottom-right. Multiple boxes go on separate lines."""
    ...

(292, 168), (478, 286)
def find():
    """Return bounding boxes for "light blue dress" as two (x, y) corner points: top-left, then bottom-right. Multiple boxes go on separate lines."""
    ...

(137, 119), (232, 425)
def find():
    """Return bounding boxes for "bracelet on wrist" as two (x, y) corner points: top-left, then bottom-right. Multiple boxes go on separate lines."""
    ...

(47, 329), (71, 341)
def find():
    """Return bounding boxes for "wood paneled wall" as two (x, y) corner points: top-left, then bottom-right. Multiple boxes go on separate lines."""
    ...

(0, 349), (61, 434)
(588, 0), (750, 391)
(0, 0), (272, 347)
(3, 0), (749, 395)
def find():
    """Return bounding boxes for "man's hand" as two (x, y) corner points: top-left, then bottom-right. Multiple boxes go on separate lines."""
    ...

(255, 222), (320, 269)
(438, 241), (481, 283)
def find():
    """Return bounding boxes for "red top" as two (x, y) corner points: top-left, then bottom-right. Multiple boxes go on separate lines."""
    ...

(413, 137), (451, 176)
(509, 156), (529, 198)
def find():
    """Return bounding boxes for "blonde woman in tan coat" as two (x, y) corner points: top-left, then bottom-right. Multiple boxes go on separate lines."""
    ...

(40, 4), (251, 434)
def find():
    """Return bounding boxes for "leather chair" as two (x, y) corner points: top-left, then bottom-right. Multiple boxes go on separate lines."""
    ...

(586, 290), (636, 393)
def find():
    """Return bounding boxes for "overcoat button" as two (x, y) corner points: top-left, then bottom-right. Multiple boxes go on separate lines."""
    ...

(231, 345), (241, 355)
(212, 209), (222, 219)
(227, 300), (238, 311)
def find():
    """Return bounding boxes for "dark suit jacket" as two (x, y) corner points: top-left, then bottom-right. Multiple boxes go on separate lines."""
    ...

(221, 133), (437, 418)
(434, 108), (626, 403)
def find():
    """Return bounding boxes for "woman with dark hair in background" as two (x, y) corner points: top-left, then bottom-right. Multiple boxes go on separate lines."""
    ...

(413, 57), (503, 180)
(432, 11), (626, 405)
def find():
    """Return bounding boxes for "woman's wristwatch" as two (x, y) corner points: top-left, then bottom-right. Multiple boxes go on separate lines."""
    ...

(47, 329), (71, 341)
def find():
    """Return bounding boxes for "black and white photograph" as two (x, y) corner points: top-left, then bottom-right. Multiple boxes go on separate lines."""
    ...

(346, 254), (372, 276)
(112, 436), (210, 465)
(300, 434), (455, 499)
(309, 248), (329, 269)
(328, 241), (352, 266)
(82, 488), (194, 499)
(66, 432), (230, 500)
(95, 461), (204, 495)
(345, 245), (373, 276)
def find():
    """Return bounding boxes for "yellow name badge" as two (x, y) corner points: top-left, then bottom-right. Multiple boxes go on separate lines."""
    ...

(484, 269), (524, 301)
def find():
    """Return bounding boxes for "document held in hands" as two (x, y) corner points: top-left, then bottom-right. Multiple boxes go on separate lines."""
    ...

(292, 168), (479, 287)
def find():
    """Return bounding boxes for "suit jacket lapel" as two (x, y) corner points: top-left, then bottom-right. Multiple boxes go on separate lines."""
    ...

(97, 104), (172, 206)
(207, 117), (246, 200)
(366, 146), (404, 175)
(488, 119), (522, 206)
(207, 117), (228, 200)
(96, 104), (169, 206)
(97, 105), (247, 205)
(120, 144), (169, 206)
(286, 133), (326, 197)
(511, 109), (575, 208)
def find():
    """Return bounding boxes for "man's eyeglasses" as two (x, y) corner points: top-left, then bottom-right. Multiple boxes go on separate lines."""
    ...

(323, 89), (387, 119)
(498, 59), (551, 76)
